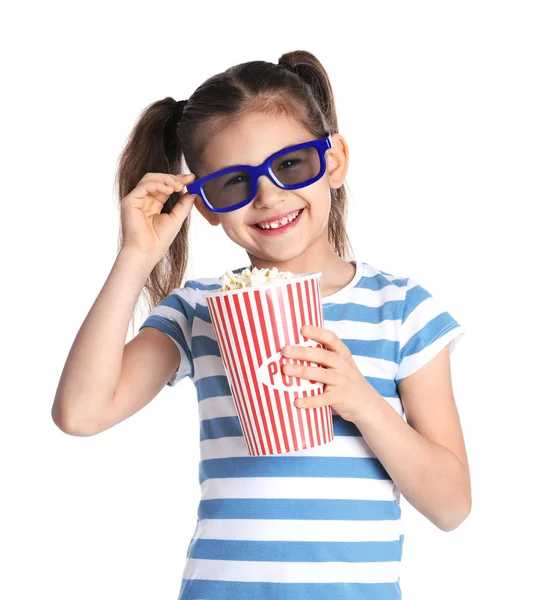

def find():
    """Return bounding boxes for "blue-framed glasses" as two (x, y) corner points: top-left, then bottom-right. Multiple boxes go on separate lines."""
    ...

(186, 136), (332, 213)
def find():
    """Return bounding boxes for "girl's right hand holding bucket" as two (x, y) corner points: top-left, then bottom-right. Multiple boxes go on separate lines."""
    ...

(120, 172), (197, 260)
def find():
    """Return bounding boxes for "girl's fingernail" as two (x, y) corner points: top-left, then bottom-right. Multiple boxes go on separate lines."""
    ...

(296, 399), (305, 407)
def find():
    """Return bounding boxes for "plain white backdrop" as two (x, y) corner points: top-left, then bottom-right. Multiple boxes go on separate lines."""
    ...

(1, 1), (537, 598)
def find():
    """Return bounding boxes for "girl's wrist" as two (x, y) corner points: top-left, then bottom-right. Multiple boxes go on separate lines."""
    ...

(349, 382), (386, 429)
(118, 245), (161, 271)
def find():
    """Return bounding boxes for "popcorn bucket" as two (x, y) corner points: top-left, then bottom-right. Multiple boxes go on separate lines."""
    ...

(204, 272), (334, 456)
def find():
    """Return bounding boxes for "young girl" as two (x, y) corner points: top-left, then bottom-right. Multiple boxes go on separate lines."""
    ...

(53, 50), (471, 599)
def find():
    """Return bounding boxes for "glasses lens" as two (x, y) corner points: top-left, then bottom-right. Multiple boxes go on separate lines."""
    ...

(271, 146), (321, 186)
(202, 170), (252, 210)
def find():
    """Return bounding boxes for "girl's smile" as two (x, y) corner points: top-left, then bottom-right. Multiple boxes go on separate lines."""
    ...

(251, 207), (305, 235)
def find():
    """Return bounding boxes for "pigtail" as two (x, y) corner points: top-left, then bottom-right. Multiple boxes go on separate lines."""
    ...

(278, 51), (338, 133)
(114, 97), (191, 336)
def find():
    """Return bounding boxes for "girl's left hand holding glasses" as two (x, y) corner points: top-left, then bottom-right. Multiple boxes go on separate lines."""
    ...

(281, 324), (372, 423)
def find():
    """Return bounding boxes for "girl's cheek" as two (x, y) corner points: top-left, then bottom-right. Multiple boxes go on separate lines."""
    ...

(221, 223), (247, 246)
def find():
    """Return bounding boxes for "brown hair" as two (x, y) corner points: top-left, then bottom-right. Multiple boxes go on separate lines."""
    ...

(115, 50), (354, 335)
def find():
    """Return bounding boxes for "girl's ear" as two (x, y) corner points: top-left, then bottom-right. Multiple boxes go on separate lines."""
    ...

(326, 134), (349, 190)
(194, 195), (221, 226)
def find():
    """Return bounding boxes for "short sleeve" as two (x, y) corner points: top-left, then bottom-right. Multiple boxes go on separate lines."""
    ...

(395, 276), (465, 384)
(138, 286), (195, 387)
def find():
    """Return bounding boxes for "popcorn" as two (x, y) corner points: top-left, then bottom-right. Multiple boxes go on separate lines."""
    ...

(219, 266), (296, 291)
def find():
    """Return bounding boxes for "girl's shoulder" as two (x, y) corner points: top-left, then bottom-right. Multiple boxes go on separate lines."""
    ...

(359, 260), (411, 298)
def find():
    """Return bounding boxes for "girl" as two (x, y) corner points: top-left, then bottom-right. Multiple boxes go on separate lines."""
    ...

(52, 50), (471, 599)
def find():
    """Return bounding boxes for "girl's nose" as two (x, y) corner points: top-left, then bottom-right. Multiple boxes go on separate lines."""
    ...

(252, 175), (287, 209)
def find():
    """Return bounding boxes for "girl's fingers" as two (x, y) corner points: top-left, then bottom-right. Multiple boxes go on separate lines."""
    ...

(137, 181), (176, 206)
(295, 391), (333, 409)
(136, 173), (195, 197)
(139, 172), (195, 185)
(301, 325), (351, 357)
(132, 180), (184, 206)
(169, 191), (197, 222)
(282, 362), (336, 386)
(281, 345), (338, 369)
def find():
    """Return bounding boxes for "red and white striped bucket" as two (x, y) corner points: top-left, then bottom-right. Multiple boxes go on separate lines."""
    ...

(204, 272), (334, 456)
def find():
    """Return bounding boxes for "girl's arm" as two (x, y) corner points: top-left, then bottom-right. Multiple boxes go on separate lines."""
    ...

(354, 346), (471, 531)
(51, 247), (168, 435)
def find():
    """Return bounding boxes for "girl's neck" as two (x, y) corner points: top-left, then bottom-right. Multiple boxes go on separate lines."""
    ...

(246, 246), (356, 298)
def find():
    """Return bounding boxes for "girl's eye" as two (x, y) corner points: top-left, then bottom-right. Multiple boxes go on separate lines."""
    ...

(224, 174), (249, 187)
(277, 158), (301, 170)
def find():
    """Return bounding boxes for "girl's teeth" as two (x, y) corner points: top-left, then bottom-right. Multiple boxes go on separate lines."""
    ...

(259, 210), (300, 229)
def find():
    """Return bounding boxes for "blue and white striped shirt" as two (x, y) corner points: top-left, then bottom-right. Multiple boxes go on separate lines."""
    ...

(139, 260), (465, 600)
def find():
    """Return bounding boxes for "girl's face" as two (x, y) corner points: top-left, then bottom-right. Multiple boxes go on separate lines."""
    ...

(193, 110), (348, 269)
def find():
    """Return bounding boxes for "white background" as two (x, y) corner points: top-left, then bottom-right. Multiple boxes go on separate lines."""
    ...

(2, 1), (537, 598)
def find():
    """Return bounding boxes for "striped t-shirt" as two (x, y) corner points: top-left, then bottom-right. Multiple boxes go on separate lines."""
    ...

(139, 259), (465, 600)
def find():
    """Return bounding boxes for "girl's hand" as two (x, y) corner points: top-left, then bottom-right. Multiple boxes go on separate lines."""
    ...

(120, 172), (198, 260)
(281, 325), (371, 423)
